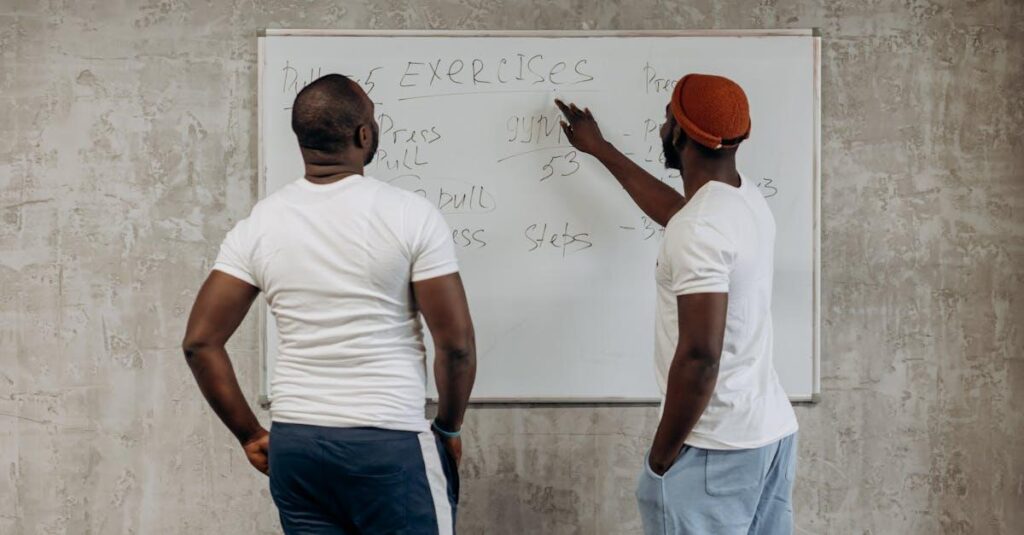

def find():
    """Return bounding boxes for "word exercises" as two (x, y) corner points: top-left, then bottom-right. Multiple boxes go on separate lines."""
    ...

(260, 33), (819, 402)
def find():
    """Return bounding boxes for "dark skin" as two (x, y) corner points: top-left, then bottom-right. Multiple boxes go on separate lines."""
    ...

(556, 99), (736, 475)
(301, 89), (379, 184)
(182, 272), (267, 472)
(554, 101), (686, 227)
(416, 273), (477, 467)
(183, 85), (475, 475)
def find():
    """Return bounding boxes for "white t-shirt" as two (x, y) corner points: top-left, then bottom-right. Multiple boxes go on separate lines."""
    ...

(213, 175), (458, 432)
(655, 175), (798, 450)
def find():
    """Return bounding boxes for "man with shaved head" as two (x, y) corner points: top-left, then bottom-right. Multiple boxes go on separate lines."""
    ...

(183, 74), (474, 534)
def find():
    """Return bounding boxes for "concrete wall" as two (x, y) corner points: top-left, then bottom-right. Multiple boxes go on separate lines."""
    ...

(2, 1), (1021, 533)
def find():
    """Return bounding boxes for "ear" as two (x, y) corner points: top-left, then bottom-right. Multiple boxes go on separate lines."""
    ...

(355, 124), (371, 149)
(671, 123), (686, 150)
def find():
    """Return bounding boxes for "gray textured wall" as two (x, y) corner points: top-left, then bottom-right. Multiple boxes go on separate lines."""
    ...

(2, 1), (1021, 534)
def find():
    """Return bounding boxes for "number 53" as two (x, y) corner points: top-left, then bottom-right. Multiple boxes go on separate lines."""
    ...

(541, 151), (581, 181)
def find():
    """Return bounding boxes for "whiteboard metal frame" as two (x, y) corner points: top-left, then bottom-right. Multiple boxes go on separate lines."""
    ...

(811, 33), (822, 403)
(256, 29), (822, 408)
(261, 29), (814, 37)
(257, 34), (270, 408)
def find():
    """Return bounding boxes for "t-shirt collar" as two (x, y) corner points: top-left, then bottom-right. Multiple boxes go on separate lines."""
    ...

(295, 174), (367, 192)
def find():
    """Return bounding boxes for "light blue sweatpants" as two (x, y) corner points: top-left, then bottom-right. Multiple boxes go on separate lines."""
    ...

(636, 433), (797, 535)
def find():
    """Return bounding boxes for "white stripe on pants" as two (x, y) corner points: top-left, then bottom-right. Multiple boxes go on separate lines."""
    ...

(418, 432), (454, 535)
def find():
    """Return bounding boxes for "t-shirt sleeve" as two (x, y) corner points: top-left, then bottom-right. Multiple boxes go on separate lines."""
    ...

(212, 216), (259, 288)
(666, 220), (735, 295)
(409, 202), (459, 282)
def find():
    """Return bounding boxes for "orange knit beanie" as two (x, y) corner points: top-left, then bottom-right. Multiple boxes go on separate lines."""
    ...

(670, 74), (751, 150)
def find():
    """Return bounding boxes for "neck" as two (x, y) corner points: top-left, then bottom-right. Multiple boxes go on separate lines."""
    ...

(300, 148), (363, 185)
(681, 157), (740, 199)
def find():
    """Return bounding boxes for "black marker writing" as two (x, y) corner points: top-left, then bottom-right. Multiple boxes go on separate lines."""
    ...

(642, 62), (676, 94)
(400, 62), (424, 87)
(472, 59), (490, 85)
(757, 178), (779, 198)
(396, 55), (596, 89)
(452, 227), (488, 248)
(574, 59), (594, 84)
(541, 151), (580, 181)
(524, 222), (594, 257)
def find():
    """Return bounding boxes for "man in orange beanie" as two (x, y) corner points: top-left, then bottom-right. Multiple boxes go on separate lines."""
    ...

(556, 74), (798, 535)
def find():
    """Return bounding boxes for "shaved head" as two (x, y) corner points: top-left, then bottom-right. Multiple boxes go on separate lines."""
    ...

(291, 74), (375, 155)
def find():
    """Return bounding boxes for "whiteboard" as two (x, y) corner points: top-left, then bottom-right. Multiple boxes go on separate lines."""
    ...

(257, 30), (820, 404)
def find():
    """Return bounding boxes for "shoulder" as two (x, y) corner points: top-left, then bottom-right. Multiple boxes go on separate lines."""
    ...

(247, 181), (297, 219)
(367, 176), (441, 219)
(670, 187), (739, 233)
(697, 183), (748, 216)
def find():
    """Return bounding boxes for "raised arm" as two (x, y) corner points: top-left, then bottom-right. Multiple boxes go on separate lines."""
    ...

(555, 99), (686, 227)
(413, 272), (477, 465)
(182, 271), (268, 474)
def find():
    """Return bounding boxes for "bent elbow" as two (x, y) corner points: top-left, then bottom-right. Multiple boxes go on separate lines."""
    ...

(676, 344), (722, 369)
(436, 331), (476, 365)
(181, 341), (199, 361)
(439, 342), (475, 364)
(181, 337), (211, 362)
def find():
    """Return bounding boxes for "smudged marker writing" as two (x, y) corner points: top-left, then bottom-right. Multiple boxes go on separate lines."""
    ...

(399, 56), (594, 88)
(451, 227), (488, 249)
(439, 186), (495, 214)
(524, 222), (593, 257)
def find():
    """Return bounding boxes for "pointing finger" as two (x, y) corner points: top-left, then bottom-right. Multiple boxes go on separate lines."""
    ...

(555, 99), (572, 118)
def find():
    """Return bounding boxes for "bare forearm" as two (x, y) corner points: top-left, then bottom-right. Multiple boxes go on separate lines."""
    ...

(649, 351), (719, 470)
(184, 346), (264, 444)
(433, 344), (476, 431)
(591, 142), (685, 227)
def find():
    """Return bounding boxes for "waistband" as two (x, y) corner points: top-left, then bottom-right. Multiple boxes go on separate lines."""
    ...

(270, 421), (420, 442)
